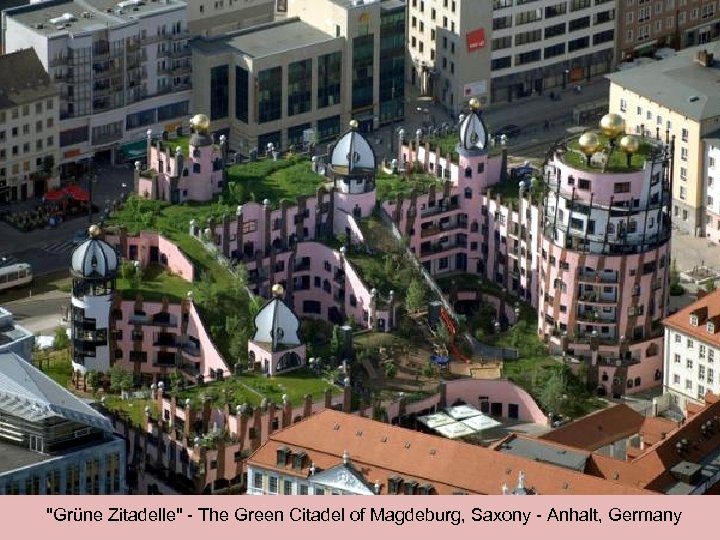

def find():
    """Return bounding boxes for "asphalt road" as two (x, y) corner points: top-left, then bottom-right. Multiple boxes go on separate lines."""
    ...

(2, 289), (69, 335)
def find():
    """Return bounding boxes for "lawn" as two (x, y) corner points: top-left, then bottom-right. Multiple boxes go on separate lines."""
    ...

(225, 156), (325, 208)
(563, 132), (657, 173)
(177, 368), (341, 409)
(36, 349), (72, 388)
(375, 170), (444, 202)
(103, 396), (158, 427)
(116, 263), (192, 302)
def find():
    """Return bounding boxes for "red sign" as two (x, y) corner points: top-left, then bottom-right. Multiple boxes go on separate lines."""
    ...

(466, 28), (486, 52)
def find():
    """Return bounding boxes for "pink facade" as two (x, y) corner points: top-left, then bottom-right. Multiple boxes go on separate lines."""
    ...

(136, 133), (224, 203)
(106, 231), (195, 281)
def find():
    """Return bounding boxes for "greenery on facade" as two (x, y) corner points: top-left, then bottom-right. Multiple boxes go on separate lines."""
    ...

(375, 170), (444, 201)
(116, 263), (193, 302)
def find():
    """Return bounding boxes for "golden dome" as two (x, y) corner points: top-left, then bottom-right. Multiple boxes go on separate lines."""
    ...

(88, 224), (102, 238)
(578, 132), (600, 156)
(271, 283), (285, 297)
(599, 113), (626, 139)
(469, 97), (481, 110)
(619, 135), (640, 153)
(190, 114), (211, 134)
(349, 119), (359, 130)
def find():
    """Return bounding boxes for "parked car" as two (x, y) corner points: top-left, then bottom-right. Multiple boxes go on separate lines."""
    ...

(494, 124), (521, 138)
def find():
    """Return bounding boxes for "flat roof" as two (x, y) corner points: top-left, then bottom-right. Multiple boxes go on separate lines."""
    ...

(495, 437), (590, 472)
(192, 18), (338, 59)
(606, 42), (720, 122)
(6, 0), (185, 37)
(0, 440), (53, 474)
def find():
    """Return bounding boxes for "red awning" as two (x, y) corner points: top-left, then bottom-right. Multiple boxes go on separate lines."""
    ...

(63, 185), (89, 201)
(43, 189), (65, 202)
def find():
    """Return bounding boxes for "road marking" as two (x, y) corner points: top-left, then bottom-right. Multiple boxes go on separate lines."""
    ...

(41, 240), (75, 255)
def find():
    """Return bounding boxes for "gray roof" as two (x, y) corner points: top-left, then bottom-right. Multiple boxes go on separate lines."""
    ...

(5, 0), (185, 37)
(0, 352), (111, 432)
(0, 49), (54, 110)
(606, 42), (720, 122)
(192, 18), (338, 59)
(495, 437), (589, 472)
(0, 440), (53, 474)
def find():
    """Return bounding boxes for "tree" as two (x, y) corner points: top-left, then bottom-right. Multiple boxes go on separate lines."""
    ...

(169, 370), (184, 393)
(86, 370), (101, 395)
(404, 278), (427, 314)
(384, 362), (397, 379)
(669, 259), (685, 296)
(109, 366), (133, 393)
(53, 326), (69, 350)
(706, 279), (717, 293)
(539, 368), (567, 415)
(330, 325), (343, 356)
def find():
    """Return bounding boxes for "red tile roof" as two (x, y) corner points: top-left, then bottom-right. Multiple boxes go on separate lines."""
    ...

(663, 289), (720, 346)
(247, 409), (652, 495)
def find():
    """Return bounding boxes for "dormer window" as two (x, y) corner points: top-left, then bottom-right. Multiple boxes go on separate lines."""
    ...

(691, 314), (699, 326)
(276, 446), (289, 466)
(708, 321), (715, 333)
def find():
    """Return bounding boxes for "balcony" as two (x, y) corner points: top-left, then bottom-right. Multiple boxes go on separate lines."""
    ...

(294, 260), (310, 272)
(171, 64), (192, 76)
(420, 238), (467, 256)
(577, 270), (618, 284)
(421, 200), (460, 217)
(576, 311), (617, 324)
(420, 220), (468, 238)
(577, 291), (617, 304)
(170, 47), (191, 59)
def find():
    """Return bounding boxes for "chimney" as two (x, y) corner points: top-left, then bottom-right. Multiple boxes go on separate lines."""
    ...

(303, 393), (312, 419)
(282, 394), (292, 428)
(342, 379), (352, 412)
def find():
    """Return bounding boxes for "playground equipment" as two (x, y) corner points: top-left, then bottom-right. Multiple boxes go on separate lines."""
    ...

(440, 307), (472, 364)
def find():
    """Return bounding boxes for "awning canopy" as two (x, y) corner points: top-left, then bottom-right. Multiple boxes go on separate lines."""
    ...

(43, 189), (65, 202)
(64, 185), (89, 201)
(121, 139), (148, 161)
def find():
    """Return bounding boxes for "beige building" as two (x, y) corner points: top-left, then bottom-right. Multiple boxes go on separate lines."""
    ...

(186, 0), (275, 37)
(407, 0), (492, 112)
(0, 48), (59, 202)
(615, 0), (719, 63)
(192, 0), (406, 154)
(607, 43), (720, 235)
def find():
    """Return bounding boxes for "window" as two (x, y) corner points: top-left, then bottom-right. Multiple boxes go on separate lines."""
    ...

(674, 353), (681, 364)
(688, 339), (694, 349)
(681, 147), (688, 161)
(253, 472), (262, 489)
(673, 374), (681, 385)
(680, 167), (687, 180)
(620, 98), (627, 112)
(268, 476), (278, 494)
(283, 480), (293, 495)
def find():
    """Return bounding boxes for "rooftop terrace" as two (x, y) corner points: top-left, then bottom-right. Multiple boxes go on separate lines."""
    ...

(560, 132), (660, 174)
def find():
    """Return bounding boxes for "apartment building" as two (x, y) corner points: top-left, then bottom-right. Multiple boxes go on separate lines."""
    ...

(186, 0), (274, 36)
(490, 0), (616, 102)
(663, 290), (720, 409)
(192, 0), (405, 153)
(0, 0), (29, 53)
(704, 135), (720, 243)
(615, 0), (719, 63)
(3, 0), (192, 176)
(0, 48), (60, 201)
(406, 0), (615, 108)
(607, 43), (720, 235)
(0, 351), (126, 495)
(406, 0), (492, 111)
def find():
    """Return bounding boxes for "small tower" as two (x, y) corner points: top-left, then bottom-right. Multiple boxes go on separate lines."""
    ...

(247, 284), (306, 376)
(329, 120), (377, 195)
(457, 98), (492, 191)
(69, 224), (119, 375)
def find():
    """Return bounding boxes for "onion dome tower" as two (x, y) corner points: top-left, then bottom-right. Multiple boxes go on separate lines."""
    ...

(247, 284), (306, 376)
(458, 98), (490, 156)
(189, 113), (213, 148)
(69, 224), (119, 374)
(329, 120), (377, 194)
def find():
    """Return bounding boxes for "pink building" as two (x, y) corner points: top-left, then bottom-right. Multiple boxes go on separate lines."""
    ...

(136, 114), (224, 203)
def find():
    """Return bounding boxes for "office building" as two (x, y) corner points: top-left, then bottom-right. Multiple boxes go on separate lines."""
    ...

(0, 351), (125, 495)
(607, 43), (720, 235)
(0, 48), (59, 201)
(186, 0), (275, 36)
(192, 0), (405, 153)
(615, 0), (719, 63)
(3, 0), (192, 176)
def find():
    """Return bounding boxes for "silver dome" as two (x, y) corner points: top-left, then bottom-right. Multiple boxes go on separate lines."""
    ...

(331, 124), (376, 171)
(70, 238), (118, 278)
(458, 106), (489, 152)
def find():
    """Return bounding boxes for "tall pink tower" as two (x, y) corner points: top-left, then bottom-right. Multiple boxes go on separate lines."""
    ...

(539, 113), (673, 398)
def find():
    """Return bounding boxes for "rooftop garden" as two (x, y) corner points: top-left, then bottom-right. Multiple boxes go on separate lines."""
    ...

(116, 263), (192, 302)
(562, 133), (657, 173)
(435, 273), (604, 418)
(152, 135), (217, 158)
(225, 156), (326, 208)
(375, 169), (445, 202)
(176, 368), (342, 409)
(421, 131), (504, 164)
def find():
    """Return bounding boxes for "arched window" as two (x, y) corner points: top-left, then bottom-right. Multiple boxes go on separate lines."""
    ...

(277, 351), (302, 372)
(464, 166), (472, 178)
(477, 162), (484, 174)
(183, 168), (189, 177)
(193, 163), (201, 174)
(464, 187), (472, 199)
(601, 372), (609, 381)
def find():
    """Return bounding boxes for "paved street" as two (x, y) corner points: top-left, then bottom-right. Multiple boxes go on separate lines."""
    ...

(2, 289), (69, 336)
(0, 163), (133, 276)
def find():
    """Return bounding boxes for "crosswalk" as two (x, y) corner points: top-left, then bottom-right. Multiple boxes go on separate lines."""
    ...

(41, 240), (76, 256)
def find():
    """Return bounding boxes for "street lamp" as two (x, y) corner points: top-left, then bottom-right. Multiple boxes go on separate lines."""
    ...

(398, 128), (406, 170)
(121, 182), (127, 202)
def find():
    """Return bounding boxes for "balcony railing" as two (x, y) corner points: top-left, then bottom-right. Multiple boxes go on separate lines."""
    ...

(577, 292), (617, 303)
(421, 200), (460, 217)
(577, 270), (618, 284)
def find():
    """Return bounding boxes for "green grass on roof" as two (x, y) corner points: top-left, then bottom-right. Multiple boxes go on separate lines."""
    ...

(116, 263), (193, 302)
(564, 133), (657, 173)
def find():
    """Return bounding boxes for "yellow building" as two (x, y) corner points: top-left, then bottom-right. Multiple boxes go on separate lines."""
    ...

(607, 43), (720, 236)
